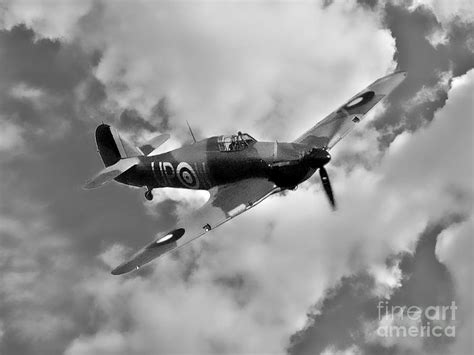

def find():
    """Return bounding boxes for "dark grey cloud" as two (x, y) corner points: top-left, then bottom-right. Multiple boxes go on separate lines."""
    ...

(0, 25), (91, 93)
(118, 108), (156, 132)
(149, 97), (172, 132)
(0, 24), (167, 252)
(116, 98), (174, 148)
(351, 1), (474, 148)
(0, 24), (181, 355)
(286, 4), (474, 349)
(0, 24), (105, 140)
(373, 3), (474, 145)
(287, 216), (464, 355)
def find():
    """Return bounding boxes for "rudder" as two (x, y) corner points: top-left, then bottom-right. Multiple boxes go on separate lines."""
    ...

(95, 124), (140, 167)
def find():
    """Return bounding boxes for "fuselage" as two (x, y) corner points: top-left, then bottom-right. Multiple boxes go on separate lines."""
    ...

(116, 136), (325, 191)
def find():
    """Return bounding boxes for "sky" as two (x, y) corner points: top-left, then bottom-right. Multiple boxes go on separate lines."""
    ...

(0, 0), (472, 354)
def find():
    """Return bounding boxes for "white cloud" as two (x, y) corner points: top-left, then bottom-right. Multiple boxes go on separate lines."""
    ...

(436, 217), (474, 354)
(321, 345), (362, 355)
(0, 0), (93, 39)
(426, 27), (449, 48)
(409, 0), (474, 26)
(406, 70), (452, 107)
(0, 209), (79, 345)
(0, 320), (4, 344)
(400, 0), (474, 50)
(9, 83), (44, 100)
(99, 243), (131, 269)
(84, 0), (395, 142)
(66, 332), (130, 355)
(143, 188), (209, 219)
(364, 69), (474, 354)
(382, 69), (474, 207)
(0, 118), (24, 153)
(369, 261), (403, 298)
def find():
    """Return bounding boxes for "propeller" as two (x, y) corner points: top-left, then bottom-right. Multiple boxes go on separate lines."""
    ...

(301, 148), (336, 210)
(319, 166), (336, 210)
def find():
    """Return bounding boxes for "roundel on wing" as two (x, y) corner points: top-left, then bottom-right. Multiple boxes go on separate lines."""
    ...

(152, 228), (185, 247)
(177, 162), (199, 189)
(343, 91), (375, 111)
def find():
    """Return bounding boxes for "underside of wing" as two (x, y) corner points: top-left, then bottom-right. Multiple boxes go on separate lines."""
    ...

(111, 178), (280, 275)
(294, 71), (407, 150)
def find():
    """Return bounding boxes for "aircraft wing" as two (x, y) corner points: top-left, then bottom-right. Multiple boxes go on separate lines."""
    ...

(294, 71), (407, 150)
(111, 178), (280, 275)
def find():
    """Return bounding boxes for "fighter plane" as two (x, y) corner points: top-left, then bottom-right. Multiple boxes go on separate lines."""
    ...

(84, 71), (406, 275)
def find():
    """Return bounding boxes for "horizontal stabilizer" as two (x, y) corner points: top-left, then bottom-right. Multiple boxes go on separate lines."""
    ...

(83, 157), (140, 190)
(141, 133), (170, 156)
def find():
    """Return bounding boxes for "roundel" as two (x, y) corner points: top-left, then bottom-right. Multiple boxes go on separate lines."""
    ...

(343, 91), (375, 110)
(149, 228), (185, 248)
(177, 162), (199, 189)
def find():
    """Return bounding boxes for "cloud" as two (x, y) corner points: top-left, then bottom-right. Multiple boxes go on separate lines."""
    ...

(406, 69), (452, 107)
(0, 0), (94, 39)
(409, 0), (474, 26)
(288, 217), (463, 355)
(321, 345), (362, 355)
(436, 216), (474, 354)
(0, 199), (85, 354)
(287, 68), (474, 355)
(0, 118), (23, 153)
(425, 26), (449, 47)
(363, 1), (474, 144)
(0, 25), (105, 145)
(144, 187), (209, 219)
(77, 0), (396, 142)
(382, 69), (474, 201)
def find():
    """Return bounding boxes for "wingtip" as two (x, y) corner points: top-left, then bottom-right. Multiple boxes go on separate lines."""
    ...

(393, 69), (407, 75)
(111, 263), (140, 275)
(396, 70), (408, 78)
(377, 70), (407, 80)
(111, 268), (124, 275)
(111, 265), (128, 275)
(111, 267), (127, 276)
(83, 179), (102, 190)
(82, 182), (94, 190)
(383, 70), (407, 80)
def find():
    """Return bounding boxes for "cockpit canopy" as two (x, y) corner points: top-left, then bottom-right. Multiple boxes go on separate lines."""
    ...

(217, 132), (256, 152)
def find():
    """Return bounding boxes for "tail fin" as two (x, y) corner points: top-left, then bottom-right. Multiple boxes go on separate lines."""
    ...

(95, 124), (141, 167)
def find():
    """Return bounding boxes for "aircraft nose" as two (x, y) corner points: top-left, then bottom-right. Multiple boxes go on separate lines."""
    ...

(306, 148), (331, 167)
(320, 150), (331, 165)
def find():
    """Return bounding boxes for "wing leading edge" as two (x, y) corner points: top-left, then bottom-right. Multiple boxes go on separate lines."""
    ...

(294, 71), (407, 150)
(112, 178), (280, 275)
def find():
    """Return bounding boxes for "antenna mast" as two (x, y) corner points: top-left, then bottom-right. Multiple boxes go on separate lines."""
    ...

(186, 120), (197, 143)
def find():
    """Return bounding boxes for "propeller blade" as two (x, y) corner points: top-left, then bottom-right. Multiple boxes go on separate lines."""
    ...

(319, 167), (336, 210)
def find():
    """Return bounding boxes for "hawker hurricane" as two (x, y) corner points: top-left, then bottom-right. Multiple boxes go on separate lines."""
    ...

(84, 71), (406, 275)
